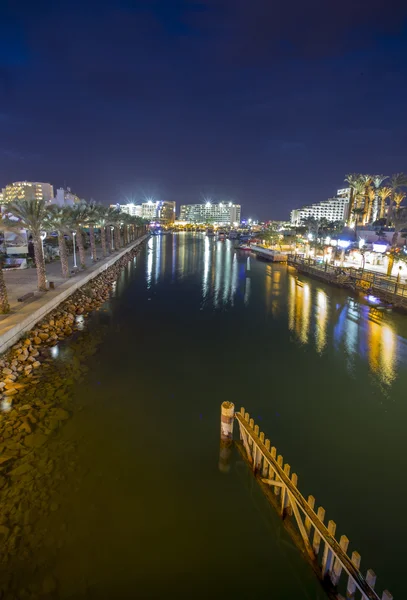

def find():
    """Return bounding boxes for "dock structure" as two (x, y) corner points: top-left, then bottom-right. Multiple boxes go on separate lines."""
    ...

(220, 402), (393, 600)
(287, 255), (407, 310)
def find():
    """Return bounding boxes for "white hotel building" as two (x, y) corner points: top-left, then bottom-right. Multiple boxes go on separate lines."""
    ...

(290, 189), (350, 226)
(179, 202), (241, 225)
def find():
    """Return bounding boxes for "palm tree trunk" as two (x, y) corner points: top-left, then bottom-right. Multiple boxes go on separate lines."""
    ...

(58, 231), (69, 278)
(115, 226), (121, 249)
(386, 194), (395, 226)
(33, 236), (47, 291)
(76, 229), (86, 268)
(372, 192), (379, 223)
(101, 226), (107, 257)
(0, 265), (10, 314)
(106, 226), (112, 253)
(89, 225), (97, 261)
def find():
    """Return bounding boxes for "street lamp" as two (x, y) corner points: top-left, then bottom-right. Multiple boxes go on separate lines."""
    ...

(72, 231), (77, 269)
(111, 226), (114, 250)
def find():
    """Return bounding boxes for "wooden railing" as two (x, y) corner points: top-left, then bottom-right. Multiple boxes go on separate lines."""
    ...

(222, 403), (393, 600)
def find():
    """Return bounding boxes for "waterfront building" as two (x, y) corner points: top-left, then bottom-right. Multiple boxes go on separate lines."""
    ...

(290, 190), (350, 226)
(2, 181), (54, 204)
(141, 200), (176, 225)
(110, 203), (143, 217)
(52, 187), (81, 207)
(112, 200), (176, 225)
(179, 202), (241, 225)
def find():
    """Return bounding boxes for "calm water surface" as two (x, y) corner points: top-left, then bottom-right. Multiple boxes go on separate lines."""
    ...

(6, 233), (407, 599)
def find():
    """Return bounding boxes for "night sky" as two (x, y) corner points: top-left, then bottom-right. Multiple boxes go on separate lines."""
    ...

(1, 1), (407, 220)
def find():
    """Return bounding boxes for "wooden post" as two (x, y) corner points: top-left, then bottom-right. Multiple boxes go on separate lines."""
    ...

(331, 535), (349, 585)
(312, 507), (325, 556)
(322, 520), (336, 577)
(262, 440), (270, 477)
(304, 495), (315, 536)
(346, 551), (361, 599)
(275, 455), (283, 495)
(381, 592), (393, 600)
(364, 570), (376, 598)
(281, 464), (291, 515)
(220, 402), (235, 441)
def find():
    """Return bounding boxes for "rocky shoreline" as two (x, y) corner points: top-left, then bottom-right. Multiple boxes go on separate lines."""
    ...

(0, 239), (146, 593)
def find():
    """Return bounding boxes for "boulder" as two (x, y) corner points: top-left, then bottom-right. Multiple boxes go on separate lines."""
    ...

(24, 433), (48, 448)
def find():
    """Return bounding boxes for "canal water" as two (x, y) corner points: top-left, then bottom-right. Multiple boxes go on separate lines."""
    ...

(3, 233), (407, 599)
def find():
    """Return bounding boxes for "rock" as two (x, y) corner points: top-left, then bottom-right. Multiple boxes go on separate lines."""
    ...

(0, 476), (6, 489)
(9, 462), (32, 477)
(3, 367), (12, 376)
(18, 404), (32, 411)
(0, 525), (10, 541)
(19, 421), (32, 434)
(50, 502), (59, 512)
(4, 389), (18, 397)
(51, 408), (69, 421)
(0, 381), (6, 389)
(0, 454), (14, 465)
(24, 433), (48, 448)
(32, 362), (41, 369)
(23, 339), (31, 346)
(33, 337), (42, 345)
(38, 333), (49, 341)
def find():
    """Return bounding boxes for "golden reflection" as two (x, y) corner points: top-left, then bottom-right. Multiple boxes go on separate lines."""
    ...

(231, 253), (238, 306)
(288, 275), (311, 344)
(288, 275), (296, 331)
(367, 319), (397, 385)
(223, 243), (232, 303)
(271, 269), (281, 315)
(300, 283), (311, 344)
(315, 290), (328, 353)
(202, 237), (210, 300)
(265, 265), (272, 313)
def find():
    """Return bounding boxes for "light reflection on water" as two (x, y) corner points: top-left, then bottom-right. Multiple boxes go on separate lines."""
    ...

(146, 233), (406, 390)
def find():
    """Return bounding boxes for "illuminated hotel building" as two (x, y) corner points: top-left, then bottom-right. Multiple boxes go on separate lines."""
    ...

(111, 201), (176, 225)
(290, 189), (350, 226)
(2, 181), (54, 204)
(179, 202), (241, 225)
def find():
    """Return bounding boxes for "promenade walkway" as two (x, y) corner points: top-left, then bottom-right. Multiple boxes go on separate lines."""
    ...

(0, 237), (147, 354)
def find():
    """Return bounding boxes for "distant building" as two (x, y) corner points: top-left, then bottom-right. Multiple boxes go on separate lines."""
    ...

(179, 202), (241, 225)
(52, 187), (81, 207)
(2, 181), (54, 204)
(111, 200), (176, 225)
(110, 203), (143, 217)
(290, 190), (350, 226)
(141, 200), (176, 225)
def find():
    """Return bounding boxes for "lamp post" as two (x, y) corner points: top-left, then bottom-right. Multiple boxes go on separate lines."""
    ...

(111, 226), (114, 250)
(72, 231), (77, 269)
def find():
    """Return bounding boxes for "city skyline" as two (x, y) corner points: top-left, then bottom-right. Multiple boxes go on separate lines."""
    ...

(2, 1), (407, 220)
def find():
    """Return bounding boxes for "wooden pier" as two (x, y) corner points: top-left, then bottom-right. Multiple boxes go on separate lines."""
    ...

(287, 255), (407, 310)
(220, 402), (393, 600)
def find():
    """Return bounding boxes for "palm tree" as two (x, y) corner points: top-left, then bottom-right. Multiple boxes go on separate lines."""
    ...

(366, 187), (375, 224)
(371, 175), (388, 223)
(387, 173), (407, 226)
(393, 191), (406, 210)
(345, 173), (360, 216)
(0, 263), (10, 314)
(359, 175), (372, 224)
(46, 205), (71, 278)
(85, 201), (100, 262)
(387, 207), (407, 275)
(96, 206), (109, 258)
(351, 207), (365, 239)
(5, 199), (49, 291)
(69, 202), (88, 269)
(378, 186), (392, 220)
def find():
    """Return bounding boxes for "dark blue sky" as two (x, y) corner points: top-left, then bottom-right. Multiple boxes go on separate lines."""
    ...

(1, 0), (407, 219)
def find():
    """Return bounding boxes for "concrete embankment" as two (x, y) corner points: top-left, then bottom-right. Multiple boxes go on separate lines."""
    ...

(0, 235), (149, 355)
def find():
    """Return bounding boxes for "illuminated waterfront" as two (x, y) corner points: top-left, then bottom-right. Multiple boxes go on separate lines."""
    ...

(2, 233), (407, 598)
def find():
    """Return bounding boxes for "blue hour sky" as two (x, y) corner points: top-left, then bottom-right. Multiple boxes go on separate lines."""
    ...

(1, 0), (407, 219)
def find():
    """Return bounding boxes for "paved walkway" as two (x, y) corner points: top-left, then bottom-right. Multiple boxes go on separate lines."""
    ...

(0, 237), (148, 354)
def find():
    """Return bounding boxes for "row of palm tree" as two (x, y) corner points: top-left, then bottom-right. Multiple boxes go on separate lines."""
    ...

(0, 199), (148, 313)
(345, 173), (407, 226)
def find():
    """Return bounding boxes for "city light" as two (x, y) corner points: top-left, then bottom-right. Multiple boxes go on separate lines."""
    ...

(359, 238), (365, 249)
(308, 233), (313, 241)
(338, 240), (351, 249)
(205, 201), (211, 208)
(373, 243), (387, 253)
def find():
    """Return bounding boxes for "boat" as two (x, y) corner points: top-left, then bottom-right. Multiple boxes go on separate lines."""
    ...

(237, 243), (252, 251)
(295, 277), (304, 287)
